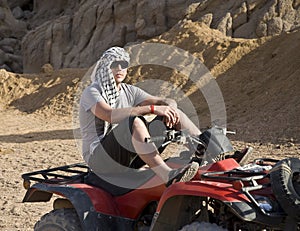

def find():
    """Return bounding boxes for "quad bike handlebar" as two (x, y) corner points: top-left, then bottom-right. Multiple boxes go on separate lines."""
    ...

(145, 126), (234, 163)
(145, 129), (206, 150)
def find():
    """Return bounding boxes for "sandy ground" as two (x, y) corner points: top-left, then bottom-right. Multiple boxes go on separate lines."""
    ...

(0, 108), (81, 231)
(0, 107), (299, 230)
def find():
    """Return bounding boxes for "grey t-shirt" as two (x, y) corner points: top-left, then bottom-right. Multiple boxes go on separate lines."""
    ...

(79, 82), (151, 162)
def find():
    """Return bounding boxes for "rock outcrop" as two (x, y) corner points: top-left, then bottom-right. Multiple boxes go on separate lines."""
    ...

(187, 0), (300, 38)
(21, 0), (193, 73)
(0, 0), (299, 73)
(0, 0), (27, 72)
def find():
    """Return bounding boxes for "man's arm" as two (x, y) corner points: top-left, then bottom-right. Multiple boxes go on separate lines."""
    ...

(91, 98), (179, 127)
(91, 100), (152, 123)
(138, 96), (177, 108)
(137, 96), (179, 127)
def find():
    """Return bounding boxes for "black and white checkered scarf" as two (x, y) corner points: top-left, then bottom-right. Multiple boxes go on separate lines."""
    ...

(91, 47), (130, 108)
(90, 47), (130, 136)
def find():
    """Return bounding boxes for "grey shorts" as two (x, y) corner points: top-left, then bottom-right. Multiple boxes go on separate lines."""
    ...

(89, 116), (167, 173)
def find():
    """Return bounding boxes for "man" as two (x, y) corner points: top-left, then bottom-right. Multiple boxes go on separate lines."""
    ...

(79, 46), (201, 186)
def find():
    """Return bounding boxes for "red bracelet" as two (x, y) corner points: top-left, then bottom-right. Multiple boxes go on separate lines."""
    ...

(150, 105), (155, 114)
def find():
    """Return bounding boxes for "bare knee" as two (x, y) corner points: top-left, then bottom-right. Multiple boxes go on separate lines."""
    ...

(131, 117), (158, 156)
(131, 117), (146, 129)
(131, 117), (148, 138)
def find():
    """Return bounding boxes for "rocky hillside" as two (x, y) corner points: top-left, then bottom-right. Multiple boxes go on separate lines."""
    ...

(1, 0), (300, 73)
(0, 20), (299, 143)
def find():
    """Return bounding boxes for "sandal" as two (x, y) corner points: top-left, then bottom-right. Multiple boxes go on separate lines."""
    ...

(166, 162), (199, 187)
(227, 147), (253, 166)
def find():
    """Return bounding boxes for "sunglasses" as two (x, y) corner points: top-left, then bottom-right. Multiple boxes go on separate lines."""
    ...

(110, 60), (129, 69)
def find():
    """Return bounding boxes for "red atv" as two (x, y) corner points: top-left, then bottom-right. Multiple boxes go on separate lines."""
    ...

(21, 128), (300, 231)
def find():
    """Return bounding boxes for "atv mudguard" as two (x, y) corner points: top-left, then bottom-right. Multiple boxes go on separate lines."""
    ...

(151, 179), (286, 230)
(22, 183), (136, 231)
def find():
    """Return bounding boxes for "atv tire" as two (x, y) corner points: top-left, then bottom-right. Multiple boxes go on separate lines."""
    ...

(270, 158), (300, 220)
(34, 208), (82, 231)
(179, 221), (228, 231)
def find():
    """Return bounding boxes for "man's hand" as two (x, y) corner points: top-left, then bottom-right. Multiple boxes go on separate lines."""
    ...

(152, 105), (180, 128)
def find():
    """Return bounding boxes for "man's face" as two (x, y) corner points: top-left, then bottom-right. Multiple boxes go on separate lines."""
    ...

(110, 61), (128, 84)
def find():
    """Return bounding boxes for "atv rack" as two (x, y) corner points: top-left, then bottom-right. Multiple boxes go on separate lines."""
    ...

(201, 165), (282, 216)
(22, 163), (89, 188)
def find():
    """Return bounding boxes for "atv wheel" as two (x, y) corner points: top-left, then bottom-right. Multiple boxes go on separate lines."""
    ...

(179, 222), (228, 231)
(34, 208), (82, 231)
(270, 158), (300, 220)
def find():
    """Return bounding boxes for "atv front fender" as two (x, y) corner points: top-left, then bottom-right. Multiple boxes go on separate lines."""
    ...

(157, 180), (250, 211)
(151, 181), (285, 231)
(22, 183), (135, 231)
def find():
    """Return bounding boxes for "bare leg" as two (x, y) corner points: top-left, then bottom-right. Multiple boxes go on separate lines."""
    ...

(131, 117), (172, 182)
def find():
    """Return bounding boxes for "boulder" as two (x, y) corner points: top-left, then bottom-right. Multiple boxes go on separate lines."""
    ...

(216, 12), (233, 37)
(0, 0), (27, 38)
(267, 17), (283, 35)
(0, 0), (26, 72)
(12, 6), (23, 19)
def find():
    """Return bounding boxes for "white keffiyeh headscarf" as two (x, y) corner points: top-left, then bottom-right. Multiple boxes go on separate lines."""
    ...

(91, 47), (130, 108)
(90, 47), (130, 137)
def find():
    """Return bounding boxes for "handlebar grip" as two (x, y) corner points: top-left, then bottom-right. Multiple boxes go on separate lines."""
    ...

(145, 136), (166, 143)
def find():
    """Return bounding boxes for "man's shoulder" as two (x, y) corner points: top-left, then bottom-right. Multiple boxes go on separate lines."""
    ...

(81, 82), (101, 99)
(121, 83), (140, 91)
(83, 82), (100, 92)
(89, 82), (100, 89)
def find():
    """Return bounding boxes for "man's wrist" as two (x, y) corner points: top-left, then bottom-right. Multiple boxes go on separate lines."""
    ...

(150, 104), (155, 114)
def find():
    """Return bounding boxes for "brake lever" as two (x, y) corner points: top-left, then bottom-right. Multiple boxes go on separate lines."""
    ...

(144, 130), (183, 145)
(161, 141), (172, 148)
(211, 125), (236, 135)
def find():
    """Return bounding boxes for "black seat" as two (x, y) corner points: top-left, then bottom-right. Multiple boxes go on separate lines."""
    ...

(84, 169), (155, 196)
